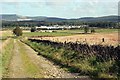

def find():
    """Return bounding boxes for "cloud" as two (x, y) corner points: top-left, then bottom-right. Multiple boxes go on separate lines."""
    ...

(1, 0), (119, 18)
(68, 1), (118, 17)
(0, 0), (119, 2)
(45, 0), (74, 7)
(0, 0), (45, 2)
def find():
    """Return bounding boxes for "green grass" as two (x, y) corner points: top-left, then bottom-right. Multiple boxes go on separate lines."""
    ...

(18, 40), (44, 78)
(56, 29), (84, 33)
(23, 31), (74, 37)
(1, 30), (13, 37)
(2, 39), (14, 77)
(95, 28), (118, 33)
(49, 28), (118, 34)
(1, 28), (118, 38)
(23, 28), (118, 37)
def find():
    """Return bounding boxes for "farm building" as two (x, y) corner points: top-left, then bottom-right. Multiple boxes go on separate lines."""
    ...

(35, 25), (88, 30)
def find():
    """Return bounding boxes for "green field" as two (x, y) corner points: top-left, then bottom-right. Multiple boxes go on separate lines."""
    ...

(56, 28), (118, 33)
(1, 28), (118, 38)
(23, 28), (118, 37)
(23, 32), (74, 37)
(95, 28), (118, 33)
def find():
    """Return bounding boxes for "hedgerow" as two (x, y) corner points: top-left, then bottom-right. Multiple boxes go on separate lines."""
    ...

(24, 39), (120, 78)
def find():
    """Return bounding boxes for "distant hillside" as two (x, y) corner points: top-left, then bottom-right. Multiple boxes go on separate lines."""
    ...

(79, 16), (118, 22)
(0, 14), (19, 21)
(28, 16), (67, 22)
(0, 14), (118, 22)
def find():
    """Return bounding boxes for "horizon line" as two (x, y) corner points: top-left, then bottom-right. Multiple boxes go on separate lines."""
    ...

(0, 13), (118, 19)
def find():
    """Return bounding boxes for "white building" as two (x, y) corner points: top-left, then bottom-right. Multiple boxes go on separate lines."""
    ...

(35, 25), (88, 30)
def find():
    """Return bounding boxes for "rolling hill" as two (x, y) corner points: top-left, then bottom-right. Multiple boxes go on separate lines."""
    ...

(0, 14), (118, 22)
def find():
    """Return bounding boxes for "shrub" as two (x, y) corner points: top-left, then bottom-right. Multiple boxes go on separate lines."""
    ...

(91, 28), (96, 33)
(13, 27), (22, 36)
(84, 27), (89, 34)
(31, 27), (36, 32)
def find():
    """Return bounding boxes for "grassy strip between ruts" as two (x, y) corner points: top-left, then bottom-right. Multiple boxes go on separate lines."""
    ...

(17, 40), (44, 78)
(2, 39), (14, 77)
(24, 40), (118, 79)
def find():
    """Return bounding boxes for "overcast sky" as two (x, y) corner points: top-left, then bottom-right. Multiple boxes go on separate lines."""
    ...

(0, 0), (120, 18)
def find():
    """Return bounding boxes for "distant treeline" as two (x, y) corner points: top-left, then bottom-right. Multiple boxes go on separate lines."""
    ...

(2, 20), (118, 28)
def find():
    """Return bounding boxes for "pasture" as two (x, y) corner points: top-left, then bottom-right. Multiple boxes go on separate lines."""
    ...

(23, 31), (74, 37)
(23, 28), (118, 37)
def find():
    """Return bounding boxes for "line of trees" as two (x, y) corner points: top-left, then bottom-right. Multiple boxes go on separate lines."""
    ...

(88, 22), (118, 28)
(2, 21), (118, 28)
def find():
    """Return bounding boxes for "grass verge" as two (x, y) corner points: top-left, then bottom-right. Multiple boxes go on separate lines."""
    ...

(2, 39), (14, 77)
